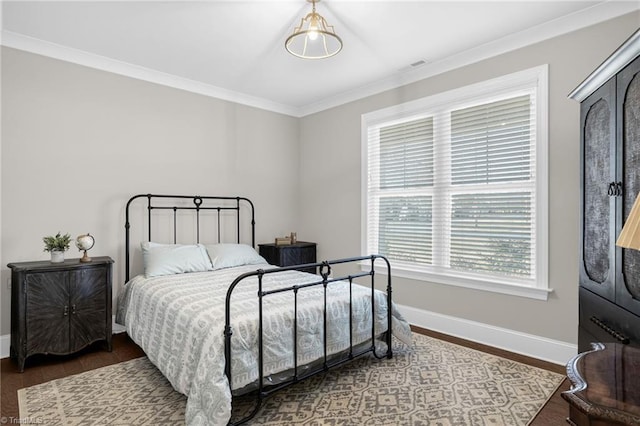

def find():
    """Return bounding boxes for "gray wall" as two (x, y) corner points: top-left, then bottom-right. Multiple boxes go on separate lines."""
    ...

(1, 12), (639, 347)
(0, 47), (300, 336)
(297, 13), (640, 345)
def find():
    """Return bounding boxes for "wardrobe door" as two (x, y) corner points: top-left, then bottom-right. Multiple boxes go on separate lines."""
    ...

(580, 78), (617, 301)
(617, 56), (640, 316)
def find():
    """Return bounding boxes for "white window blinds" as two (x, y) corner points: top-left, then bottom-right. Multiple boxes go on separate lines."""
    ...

(446, 95), (535, 279)
(367, 118), (434, 266)
(363, 66), (548, 297)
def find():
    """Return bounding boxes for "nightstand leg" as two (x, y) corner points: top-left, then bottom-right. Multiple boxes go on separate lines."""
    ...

(10, 345), (25, 372)
(17, 356), (25, 373)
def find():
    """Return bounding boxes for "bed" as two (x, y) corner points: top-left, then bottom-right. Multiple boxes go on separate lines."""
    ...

(116, 194), (412, 425)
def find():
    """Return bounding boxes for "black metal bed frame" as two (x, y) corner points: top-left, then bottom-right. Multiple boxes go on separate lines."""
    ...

(125, 193), (255, 283)
(124, 194), (393, 425)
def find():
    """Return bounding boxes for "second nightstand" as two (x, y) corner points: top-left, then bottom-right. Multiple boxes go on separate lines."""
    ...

(259, 241), (317, 274)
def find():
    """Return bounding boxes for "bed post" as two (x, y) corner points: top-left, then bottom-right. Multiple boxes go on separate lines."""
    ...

(124, 193), (149, 283)
(382, 255), (393, 359)
(125, 208), (131, 283)
(240, 197), (255, 248)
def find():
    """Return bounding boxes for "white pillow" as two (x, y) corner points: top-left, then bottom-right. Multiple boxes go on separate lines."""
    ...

(206, 243), (267, 270)
(141, 242), (213, 277)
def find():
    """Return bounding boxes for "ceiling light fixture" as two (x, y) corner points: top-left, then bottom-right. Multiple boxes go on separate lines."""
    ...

(285, 0), (343, 59)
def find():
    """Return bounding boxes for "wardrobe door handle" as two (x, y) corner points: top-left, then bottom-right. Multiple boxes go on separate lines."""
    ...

(63, 305), (69, 316)
(590, 316), (629, 344)
(71, 304), (77, 315)
(608, 182), (615, 196)
(616, 181), (623, 196)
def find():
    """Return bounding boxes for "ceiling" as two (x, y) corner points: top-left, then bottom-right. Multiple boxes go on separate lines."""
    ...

(1, 1), (639, 116)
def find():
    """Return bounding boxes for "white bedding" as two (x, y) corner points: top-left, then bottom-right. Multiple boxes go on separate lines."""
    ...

(116, 263), (412, 426)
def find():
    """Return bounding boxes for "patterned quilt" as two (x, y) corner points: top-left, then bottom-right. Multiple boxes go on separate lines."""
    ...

(116, 264), (412, 425)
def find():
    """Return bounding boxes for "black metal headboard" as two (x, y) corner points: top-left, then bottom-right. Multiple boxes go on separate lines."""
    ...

(124, 194), (255, 282)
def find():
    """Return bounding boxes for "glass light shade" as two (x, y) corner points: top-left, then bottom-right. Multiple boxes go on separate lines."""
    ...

(285, 1), (342, 59)
(617, 192), (640, 250)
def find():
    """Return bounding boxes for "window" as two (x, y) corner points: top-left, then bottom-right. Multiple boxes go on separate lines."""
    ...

(362, 66), (549, 300)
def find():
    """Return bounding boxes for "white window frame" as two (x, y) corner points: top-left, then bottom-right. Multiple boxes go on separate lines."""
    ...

(361, 65), (550, 300)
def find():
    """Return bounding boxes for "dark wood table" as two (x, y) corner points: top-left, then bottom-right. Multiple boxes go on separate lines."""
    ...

(562, 342), (640, 425)
(258, 241), (317, 274)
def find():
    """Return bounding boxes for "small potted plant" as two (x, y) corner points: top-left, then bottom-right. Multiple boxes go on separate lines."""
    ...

(43, 232), (72, 263)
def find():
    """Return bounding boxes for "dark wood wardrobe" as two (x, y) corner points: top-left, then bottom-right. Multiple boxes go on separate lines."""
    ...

(571, 29), (640, 352)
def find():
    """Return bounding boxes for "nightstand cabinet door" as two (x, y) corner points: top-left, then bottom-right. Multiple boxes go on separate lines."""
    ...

(69, 267), (109, 353)
(8, 257), (113, 372)
(25, 271), (70, 356)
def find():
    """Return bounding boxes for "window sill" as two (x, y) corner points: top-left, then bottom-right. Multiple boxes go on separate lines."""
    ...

(366, 263), (552, 301)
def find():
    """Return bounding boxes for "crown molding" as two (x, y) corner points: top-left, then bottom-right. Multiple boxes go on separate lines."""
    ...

(0, 30), (299, 117)
(297, 2), (640, 116)
(569, 27), (640, 101)
(1, 2), (638, 118)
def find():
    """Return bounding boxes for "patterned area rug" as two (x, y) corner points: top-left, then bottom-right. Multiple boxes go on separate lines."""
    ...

(18, 333), (564, 425)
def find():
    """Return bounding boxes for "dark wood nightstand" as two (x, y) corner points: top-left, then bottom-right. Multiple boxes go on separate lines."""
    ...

(258, 241), (317, 274)
(562, 342), (640, 425)
(8, 256), (114, 372)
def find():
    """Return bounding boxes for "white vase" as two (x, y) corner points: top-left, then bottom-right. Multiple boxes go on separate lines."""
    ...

(50, 250), (65, 263)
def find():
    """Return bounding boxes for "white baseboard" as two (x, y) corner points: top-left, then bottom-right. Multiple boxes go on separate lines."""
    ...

(397, 303), (577, 366)
(0, 333), (9, 359)
(0, 315), (127, 359)
(112, 315), (126, 334)
(1, 309), (578, 365)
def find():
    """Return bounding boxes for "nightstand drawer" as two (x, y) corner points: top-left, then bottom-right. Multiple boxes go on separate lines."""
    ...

(259, 242), (317, 274)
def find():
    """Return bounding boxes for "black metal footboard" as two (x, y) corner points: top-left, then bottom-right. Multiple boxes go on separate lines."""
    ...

(224, 255), (393, 425)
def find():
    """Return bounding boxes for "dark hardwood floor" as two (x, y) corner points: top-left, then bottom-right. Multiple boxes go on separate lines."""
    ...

(1, 334), (146, 421)
(1, 328), (570, 424)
